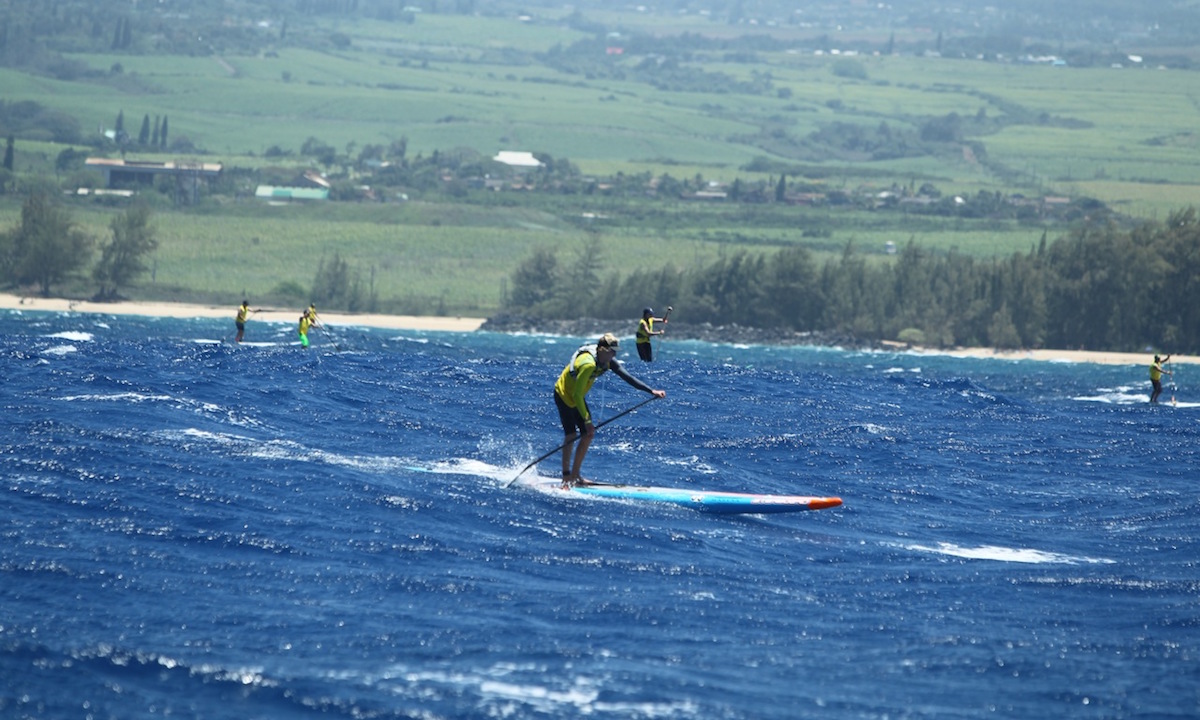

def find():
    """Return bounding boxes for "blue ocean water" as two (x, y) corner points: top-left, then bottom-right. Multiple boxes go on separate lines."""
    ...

(2, 309), (1197, 720)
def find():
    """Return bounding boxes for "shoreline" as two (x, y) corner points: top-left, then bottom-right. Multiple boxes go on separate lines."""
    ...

(0, 293), (487, 333)
(2, 292), (1190, 367)
(904, 346), (1193, 366)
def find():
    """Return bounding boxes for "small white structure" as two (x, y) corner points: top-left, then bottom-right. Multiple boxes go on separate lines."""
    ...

(493, 151), (543, 168)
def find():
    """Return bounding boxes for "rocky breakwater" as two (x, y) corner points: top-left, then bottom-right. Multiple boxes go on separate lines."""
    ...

(480, 313), (879, 350)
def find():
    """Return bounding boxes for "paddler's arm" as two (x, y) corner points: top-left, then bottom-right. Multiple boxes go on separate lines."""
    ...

(610, 359), (667, 398)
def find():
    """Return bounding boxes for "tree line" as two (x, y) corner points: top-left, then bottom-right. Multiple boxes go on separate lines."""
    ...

(0, 192), (375, 310)
(0, 193), (157, 300)
(506, 209), (1200, 354)
(112, 110), (169, 151)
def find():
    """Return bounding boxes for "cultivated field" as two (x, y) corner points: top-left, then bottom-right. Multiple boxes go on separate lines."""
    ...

(3, 8), (1198, 314)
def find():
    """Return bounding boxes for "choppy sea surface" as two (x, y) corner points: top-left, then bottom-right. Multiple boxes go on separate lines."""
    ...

(2, 310), (1198, 719)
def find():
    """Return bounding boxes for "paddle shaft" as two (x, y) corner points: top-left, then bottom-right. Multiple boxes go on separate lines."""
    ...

(504, 395), (660, 488)
(1169, 357), (1177, 404)
(315, 322), (343, 351)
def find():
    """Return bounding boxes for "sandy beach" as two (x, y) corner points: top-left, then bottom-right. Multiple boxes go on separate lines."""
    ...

(2, 292), (1192, 367)
(0, 293), (486, 333)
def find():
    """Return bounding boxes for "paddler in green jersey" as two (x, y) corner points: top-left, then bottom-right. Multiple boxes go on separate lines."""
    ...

(554, 333), (666, 487)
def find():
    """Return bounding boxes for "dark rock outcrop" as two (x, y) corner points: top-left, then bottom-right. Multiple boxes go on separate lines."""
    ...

(480, 313), (881, 350)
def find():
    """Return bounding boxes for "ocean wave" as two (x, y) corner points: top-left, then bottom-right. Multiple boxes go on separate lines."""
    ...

(45, 331), (94, 342)
(900, 541), (1115, 565)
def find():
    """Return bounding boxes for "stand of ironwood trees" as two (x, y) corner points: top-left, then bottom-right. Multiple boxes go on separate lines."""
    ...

(507, 208), (1200, 354)
(0, 193), (157, 301)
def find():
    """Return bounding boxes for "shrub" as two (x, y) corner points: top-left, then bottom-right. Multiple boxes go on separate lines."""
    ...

(897, 327), (926, 346)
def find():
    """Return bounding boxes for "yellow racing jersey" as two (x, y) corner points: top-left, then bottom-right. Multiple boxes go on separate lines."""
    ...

(553, 344), (654, 423)
(636, 318), (654, 345)
(554, 348), (602, 422)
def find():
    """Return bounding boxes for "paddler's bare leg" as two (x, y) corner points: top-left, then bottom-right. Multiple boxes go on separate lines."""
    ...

(561, 432), (578, 488)
(566, 422), (595, 486)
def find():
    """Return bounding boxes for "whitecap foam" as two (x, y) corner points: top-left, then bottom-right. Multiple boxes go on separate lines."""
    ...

(421, 458), (514, 483)
(858, 423), (894, 437)
(180, 428), (247, 444)
(1073, 389), (1148, 405)
(42, 345), (77, 356)
(476, 674), (696, 717)
(902, 541), (1114, 565)
(369, 663), (700, 718)
(45, 331), (93, 342)
(608, 440), (634, 453)
(660, 455), (717, 474)
(60, 392), (177, 403)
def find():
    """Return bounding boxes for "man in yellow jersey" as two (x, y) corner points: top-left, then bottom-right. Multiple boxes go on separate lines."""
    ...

(636, 306), (670, 362)
(1150, 354), (1172, 403)
(555, 333), (666, 487)
(234, 300), (256, 343)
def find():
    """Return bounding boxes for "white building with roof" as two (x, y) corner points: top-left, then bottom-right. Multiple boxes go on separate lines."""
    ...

(492, 151), (543, 168)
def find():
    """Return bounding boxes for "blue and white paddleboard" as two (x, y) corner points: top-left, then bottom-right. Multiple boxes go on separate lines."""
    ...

(193, 339), (285, 347)
(529, 479), (842, 514)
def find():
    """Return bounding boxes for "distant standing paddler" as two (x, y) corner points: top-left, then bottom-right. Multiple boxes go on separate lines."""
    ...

(298, 306), (320, 348)
(635, 306), (672, 362)
(234, 300), (257, 343)
(1150, 354), (1172, 404)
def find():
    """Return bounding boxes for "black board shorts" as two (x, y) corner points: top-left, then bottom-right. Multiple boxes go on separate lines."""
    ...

(555, 391), (587, 436)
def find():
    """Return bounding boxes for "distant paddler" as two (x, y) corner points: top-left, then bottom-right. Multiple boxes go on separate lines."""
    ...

(635, 305), (672, 362)
(298, 304), (321, 349)
(234, 300), (258, 343)
(1149, 353), (1172, 404)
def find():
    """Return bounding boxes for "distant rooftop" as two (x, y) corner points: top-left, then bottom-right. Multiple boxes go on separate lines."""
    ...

(86, 157), (222, 175)
(255, 186), (329, 201)
(493, 151), (542, 168)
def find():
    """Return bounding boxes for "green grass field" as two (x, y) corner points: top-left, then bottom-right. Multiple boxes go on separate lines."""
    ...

(5, 10), (1200, 313)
